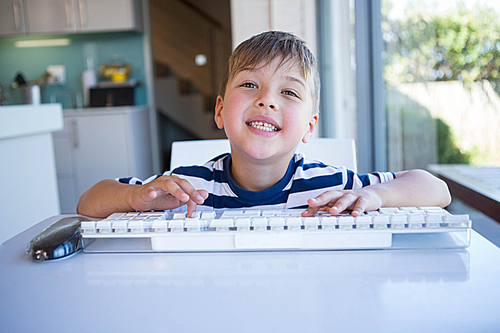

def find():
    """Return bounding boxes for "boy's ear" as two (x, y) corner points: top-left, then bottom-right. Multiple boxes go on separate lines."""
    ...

(214, 95), (224, 129)
(302, 114), (319, 143)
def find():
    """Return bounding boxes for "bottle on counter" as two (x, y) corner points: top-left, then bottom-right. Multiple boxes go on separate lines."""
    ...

(81, 57), (97, 107)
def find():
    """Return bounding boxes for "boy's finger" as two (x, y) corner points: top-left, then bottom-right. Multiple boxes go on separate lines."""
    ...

(185, 190), (209, 218)
(351, 197), (368, 217)
(198, 190), (209, 200)
(328, 193), (356, 215)
(174, 178), (207, 204)
(185, 199), (198, 218)
(302, 205), (321, 217)
(308, 191), (343, 207)
(154, 178), (190, 202)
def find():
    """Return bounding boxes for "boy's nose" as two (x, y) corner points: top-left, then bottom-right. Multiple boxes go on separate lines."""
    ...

(256, 88), (278, 110)
(258, 102), (275, 109)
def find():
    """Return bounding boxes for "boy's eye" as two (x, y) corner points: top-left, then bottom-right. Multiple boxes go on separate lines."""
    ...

(242, 82), (257, 89)
(283, 90), (299, 98)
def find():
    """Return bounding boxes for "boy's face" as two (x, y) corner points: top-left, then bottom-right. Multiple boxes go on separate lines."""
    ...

(215, 58), (318, 162)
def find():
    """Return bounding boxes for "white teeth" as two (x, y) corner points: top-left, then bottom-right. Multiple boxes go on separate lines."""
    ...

(247, 121), (278, 132)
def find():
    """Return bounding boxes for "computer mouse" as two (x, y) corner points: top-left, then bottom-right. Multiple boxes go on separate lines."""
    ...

(26, 216), (90, 262)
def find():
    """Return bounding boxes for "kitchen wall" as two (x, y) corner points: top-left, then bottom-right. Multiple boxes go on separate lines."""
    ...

(0, 32), (146, 107)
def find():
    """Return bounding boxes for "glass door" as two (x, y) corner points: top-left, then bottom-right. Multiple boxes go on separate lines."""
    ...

(382, 0), (500, 170)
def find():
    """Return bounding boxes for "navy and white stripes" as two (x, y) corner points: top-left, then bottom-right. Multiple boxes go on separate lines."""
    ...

(117, 153), (395, 210)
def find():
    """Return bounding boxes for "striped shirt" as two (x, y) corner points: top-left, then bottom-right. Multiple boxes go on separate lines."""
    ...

(117, 153), (395, 210)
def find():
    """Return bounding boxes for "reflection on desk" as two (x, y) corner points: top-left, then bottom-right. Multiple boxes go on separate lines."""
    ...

(82, 250), (470, 287)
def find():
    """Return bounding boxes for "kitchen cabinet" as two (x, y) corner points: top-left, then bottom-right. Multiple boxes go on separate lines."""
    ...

(53, 106), (152, 213)
(77, 0), (143, 33)
(0, 0), (142, 35)
(0, 0), (26, 36)
(24, 0), (78, 34)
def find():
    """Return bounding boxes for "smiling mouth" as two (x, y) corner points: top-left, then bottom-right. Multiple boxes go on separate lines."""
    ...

(246, 121), (280, 132)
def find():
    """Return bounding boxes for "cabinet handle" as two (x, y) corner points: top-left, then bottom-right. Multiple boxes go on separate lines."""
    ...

(78, 0), (87, 28)
(72, 120), (79, 149)
(64, 0), (72, 28)
(13, 2), (20, 31)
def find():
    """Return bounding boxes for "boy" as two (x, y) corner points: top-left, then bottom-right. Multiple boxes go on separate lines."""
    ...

(77, 31), (451, 218)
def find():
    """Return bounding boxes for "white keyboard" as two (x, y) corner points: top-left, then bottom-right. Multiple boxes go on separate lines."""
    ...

(81, 207), (472, 253)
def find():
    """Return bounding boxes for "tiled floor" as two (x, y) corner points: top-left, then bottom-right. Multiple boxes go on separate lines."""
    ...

(447, 197), (500, 248)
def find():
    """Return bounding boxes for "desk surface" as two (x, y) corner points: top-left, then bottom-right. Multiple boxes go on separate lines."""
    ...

(429, 164), (500, 222)
(2, 215), (500, 333)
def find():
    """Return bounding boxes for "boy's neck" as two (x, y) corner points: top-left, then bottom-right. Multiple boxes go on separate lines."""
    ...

(229, 152), (294, 192)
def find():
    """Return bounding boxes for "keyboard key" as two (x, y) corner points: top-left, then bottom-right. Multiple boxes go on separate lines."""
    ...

(96, 221), (112, 233)
(338, 216), (354, 229)
(128, 220), (146, 233)
(262, 210), (284, 216)
(252, 217), (268, 230)
(399, 207), (418, 212)
(201, 211), (216, 220)
(234, 217), (251, 231)
(173, 212), (187, 219)
(285, 217), (303, 230)
(320, 216), (337, 229)
(407, 214), (425, 228)
(390, 214), (407, 228)
(106, 212), (126, 220)
(268, 217), (285, 230)
(210, 218), (234, 231)
(379, 207), (400, 214)
(80, 221), (96, 233)
(355, 215), (372, 229)
(185, 219), (203, 232)
(419, 206), (445, 213)
(152, 220), (168, 232)
(425, 214), (443, 228)
(242, 210), (261, 216)
(221, 210), (243, 217)
(168, 220), (185, 232)
(112, 220), (128, 233)
(443, 214), (470, 228)
(303, 217), (320, 230)
(373, 215), (389, 229)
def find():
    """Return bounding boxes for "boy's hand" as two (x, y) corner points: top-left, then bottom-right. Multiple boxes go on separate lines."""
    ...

(130, 175), (208, 217)
(302, 188), (383, 217)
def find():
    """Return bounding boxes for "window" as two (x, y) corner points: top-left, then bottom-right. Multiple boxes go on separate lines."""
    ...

(382, 0), (500, 169)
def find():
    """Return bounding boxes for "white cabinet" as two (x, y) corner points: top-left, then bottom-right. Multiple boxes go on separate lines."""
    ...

(78, 0), (143, 33)
(53, 107), (152, 213)
(24, 0), (78, 34)
(1, 0), (142, 35)
(0, 0), (26, 36)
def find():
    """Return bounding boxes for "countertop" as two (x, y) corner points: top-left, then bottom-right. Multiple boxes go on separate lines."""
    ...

(0, 104), (63, 140)
(62, 105), (148, 117)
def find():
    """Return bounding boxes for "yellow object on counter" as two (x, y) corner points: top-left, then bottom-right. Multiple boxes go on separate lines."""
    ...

(100, 63), (131, 82)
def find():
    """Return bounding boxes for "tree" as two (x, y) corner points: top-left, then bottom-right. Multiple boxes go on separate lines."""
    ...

(383, 0), (500, 85)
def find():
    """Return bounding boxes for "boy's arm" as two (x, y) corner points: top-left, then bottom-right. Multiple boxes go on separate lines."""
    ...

(304, 169), (451, 217)
(77, 176), (208, 218)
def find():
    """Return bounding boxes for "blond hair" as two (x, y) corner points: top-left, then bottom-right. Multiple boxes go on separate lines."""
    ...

(219, 31), (320, 114)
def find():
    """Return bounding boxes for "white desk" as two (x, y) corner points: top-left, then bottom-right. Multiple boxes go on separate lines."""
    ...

(1, 215), (500, 333)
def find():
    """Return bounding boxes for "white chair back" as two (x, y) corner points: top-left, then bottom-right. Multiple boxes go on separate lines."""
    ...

(171, 138), (357, 172)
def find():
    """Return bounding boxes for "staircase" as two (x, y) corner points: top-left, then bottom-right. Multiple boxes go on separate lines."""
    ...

(150, 0), (231, 169)
(154, 74), (226, 140)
